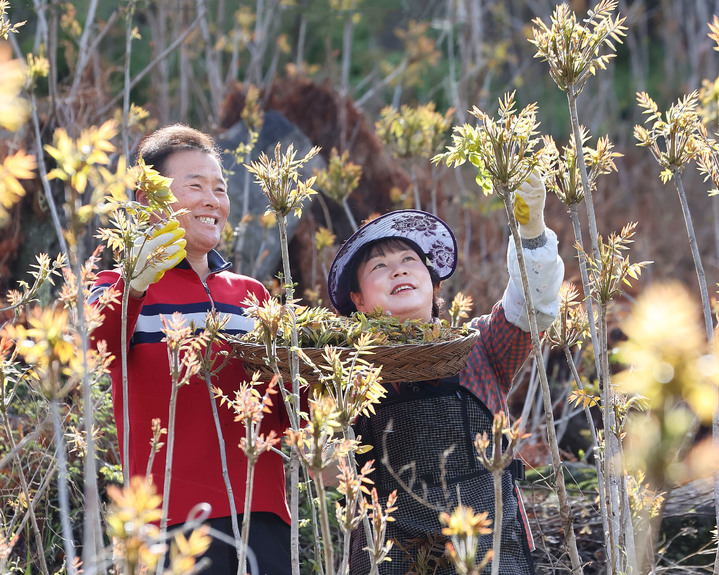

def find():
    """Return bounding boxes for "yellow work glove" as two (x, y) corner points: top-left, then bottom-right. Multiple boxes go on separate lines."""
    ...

(513, 170), (546, 239)
(129, 220), (186, 294)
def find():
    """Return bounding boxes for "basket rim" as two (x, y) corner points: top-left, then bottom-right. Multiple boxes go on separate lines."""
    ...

(226, 326), (480, 359)
(226, 326), (480, 365)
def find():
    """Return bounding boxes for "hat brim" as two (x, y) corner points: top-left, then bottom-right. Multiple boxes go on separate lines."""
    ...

(327, 210), (458, 315)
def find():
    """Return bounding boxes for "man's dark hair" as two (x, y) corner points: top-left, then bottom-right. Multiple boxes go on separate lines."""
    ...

(136, 124), (222, 175)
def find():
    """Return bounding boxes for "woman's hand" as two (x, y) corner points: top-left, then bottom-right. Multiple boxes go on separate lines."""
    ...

(514, 170), (546, 239)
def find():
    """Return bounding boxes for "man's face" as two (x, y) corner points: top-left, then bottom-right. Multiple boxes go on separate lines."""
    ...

(163, 150), (229, 259)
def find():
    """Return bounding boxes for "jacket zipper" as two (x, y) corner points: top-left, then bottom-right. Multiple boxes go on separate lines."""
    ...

(201, 279), (216, 312)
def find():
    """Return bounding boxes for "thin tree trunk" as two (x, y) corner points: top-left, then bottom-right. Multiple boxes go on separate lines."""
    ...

(516, 345), (542, 446)
(598, 300), (620, 573)
(313, 476), (335, 575)
(567, 94), (600, 260)
(316, 193), (333, 234)
(410, 164), (421, 211)
(120, 285), (131, 486)
(239, 448), (256, 575)
(445, 0), (464, 124)
(563, 346), (610, 549)
(179, 15), (190, 122)
(0, 457), (57, 574)
(146, 2), (171, 125)
(278, 216), (302, 575)
(289, 450), (301, 575)
(196, 0), (224, 121)
(295, 12), (307, 72)
(121, 0), (135, 173)
(566, 202), (611, 547)
(713, 198), (719, 270)
(205, 373), (243, 568)
(567, 90), (631, 571)
(50, 399), (77, 575)
(46, 0), (58, 119)
(490, 468), (503, 575)
(660, 0), (679, 103)
(429, 164), (439, 216)
(247, 0), (281, 87)
(233, 156), (254, 273)
(75, 249), (104, 574)
(671, 173), (719, 575)
(342, 197), (358, 232)
(31, 93), (69, 258)
(621, 474), (638, 575)
(553, 379), (574, 445)
(97, 11), (204, 119)
(158, 357), (181, 564)
(338, 15), (354, 152)
(3, 411), (51, 575)
(302, 473), (327, 575)
(31, 0), (48, 54)
(501, 189), (583, 574)
(673, 174), (714, 342)
(70, 0), (100, 95)
(226, 14), (241, 86)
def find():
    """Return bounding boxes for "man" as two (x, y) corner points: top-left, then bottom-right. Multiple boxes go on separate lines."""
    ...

(91, 124), (290, 573)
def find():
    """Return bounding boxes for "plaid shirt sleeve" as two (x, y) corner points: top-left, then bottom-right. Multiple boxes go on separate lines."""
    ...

(460, 301), (532, 414)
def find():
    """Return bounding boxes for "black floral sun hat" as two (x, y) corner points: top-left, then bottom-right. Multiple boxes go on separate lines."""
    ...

(328, 210), (458, 315)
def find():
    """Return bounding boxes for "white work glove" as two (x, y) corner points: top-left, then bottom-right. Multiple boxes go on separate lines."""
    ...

(129, 220), (186, 294)
(513, 170), (546, 239)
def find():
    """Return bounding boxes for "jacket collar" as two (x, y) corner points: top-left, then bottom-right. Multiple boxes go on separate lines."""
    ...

(176, 249), (232, 275)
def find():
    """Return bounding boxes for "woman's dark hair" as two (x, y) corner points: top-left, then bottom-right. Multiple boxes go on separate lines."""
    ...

(349, 238), (444, 318)
(136, 124), (222, 176)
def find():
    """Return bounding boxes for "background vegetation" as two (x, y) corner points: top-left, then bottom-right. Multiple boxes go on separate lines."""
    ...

(3, 0), (719, 573)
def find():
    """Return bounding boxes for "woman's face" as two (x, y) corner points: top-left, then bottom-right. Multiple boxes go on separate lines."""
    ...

(350, 242), (434, 323)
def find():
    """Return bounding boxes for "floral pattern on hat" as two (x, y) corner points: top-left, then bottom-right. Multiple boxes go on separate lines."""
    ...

(391, 213), (437, 235)
(430, 241), (455, 271)
(328, 210), (458, 315)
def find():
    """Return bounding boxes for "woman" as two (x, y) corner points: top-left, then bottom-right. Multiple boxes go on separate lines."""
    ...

(326, 174), (563, 574)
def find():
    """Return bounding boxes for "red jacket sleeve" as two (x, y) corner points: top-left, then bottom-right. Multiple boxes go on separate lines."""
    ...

(89, 269), (144, 355)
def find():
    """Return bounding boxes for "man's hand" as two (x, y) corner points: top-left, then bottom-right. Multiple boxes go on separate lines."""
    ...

(129, 220), (186, 296)
(514, 170), (546, 239)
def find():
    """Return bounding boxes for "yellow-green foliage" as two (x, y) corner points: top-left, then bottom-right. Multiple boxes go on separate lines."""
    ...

(434, 92), (548, 196)
(239, 301), (469, 348)
(635, 91), (706, 184)
(375, 102), (453, 161)
(314, 147), (362, 204)
(245, 143), (320, 218)
(530, 0), (626, 96)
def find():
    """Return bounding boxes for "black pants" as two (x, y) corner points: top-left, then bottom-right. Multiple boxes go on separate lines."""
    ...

(173, 512), (291, 575)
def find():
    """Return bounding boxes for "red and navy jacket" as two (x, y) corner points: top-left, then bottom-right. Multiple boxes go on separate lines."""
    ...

(90, 250), (290, 527)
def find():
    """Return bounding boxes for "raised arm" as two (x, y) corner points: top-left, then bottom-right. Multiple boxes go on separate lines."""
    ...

(502, 171), (564, 332)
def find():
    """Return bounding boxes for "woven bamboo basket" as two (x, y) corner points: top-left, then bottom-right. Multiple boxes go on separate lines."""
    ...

(228, 327), (481, 385)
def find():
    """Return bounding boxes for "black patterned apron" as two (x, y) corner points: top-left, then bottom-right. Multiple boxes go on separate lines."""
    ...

(350, 376), (535, 575)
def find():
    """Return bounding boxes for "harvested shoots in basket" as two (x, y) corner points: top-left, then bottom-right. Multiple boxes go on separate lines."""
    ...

(241, 304), (470, 349)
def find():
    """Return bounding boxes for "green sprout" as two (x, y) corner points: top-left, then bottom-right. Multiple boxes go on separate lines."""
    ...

(434, 91), (547, 197)
(543, 129), (621, 208)
(635, 91), (704, 184)
(529, 0), (626, 98)
(314, 147), (362, 231)
(245, 143), (320, 219)
(377, 102), (453, 212)
(635, 90), (714, 343)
